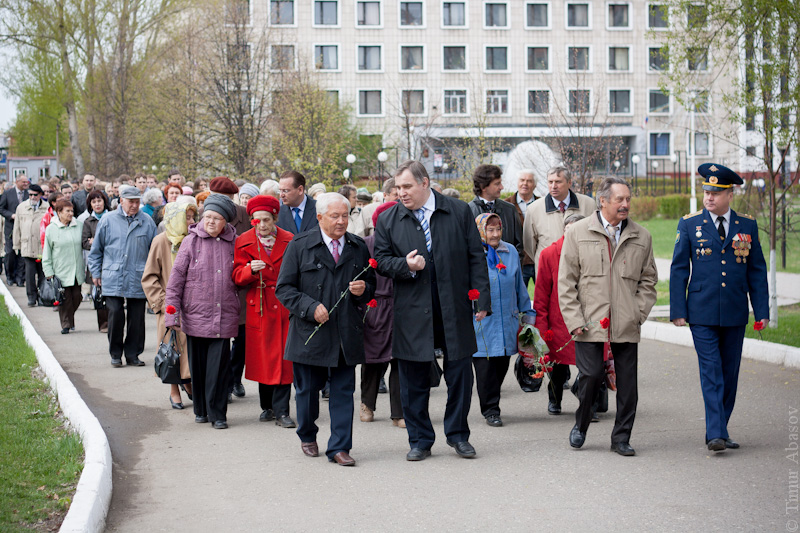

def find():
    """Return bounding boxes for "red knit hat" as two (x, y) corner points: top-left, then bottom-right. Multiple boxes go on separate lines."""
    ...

(208, 176), (238, 195)
(247, 194), (280, 216)
(372, 201), (398, 227)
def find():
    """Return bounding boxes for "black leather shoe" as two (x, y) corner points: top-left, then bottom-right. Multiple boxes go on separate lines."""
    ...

(563, 380), (570, 390)
(195, 415), (209, 423)
(446, 440), (476, 458)
(485, 414), (503, 427)
(378, 376), (388, 394)
(548, 402), (561, 415)
(212, 420), (228, 429)
(321, 387), (330, 400)
(259, 409), (275, 422)
(707, 438), (726, 452)
(725, 438), (740, 449)
(591, 410), (600, 422)
(406, 448), (431, 461)
(569, 425), (586, 448)
(110, 358), (123, 368)
(180, 384), (192, 401)
(610, 442), (636, 456)
(61, 328), (70, 334)
(126, 356), (145, 367)
(170, 397), (184, 410)
(28, 301), (37, 307)
(275, 415), (296, 428)
(232, 383), (246, 398)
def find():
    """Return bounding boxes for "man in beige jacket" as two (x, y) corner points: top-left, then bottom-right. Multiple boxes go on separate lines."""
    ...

(558, 177), (657, 456)
(13, 184), (49, 306)
(522, 165), (596, 279)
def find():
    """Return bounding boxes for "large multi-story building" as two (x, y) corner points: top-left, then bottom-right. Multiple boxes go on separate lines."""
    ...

(249, 0), (784, 182)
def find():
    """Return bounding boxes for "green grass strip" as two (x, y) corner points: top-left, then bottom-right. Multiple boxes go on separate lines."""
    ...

(0, 295), (84, 531)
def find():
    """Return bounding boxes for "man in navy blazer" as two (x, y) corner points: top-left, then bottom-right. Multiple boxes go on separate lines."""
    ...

(0, 175), (30, 285)
(277, 170), (318, 234)
(670, 163), (768, 453)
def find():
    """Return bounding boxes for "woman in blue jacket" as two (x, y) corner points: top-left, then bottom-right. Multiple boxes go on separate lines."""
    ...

(472, 213), (535, 427)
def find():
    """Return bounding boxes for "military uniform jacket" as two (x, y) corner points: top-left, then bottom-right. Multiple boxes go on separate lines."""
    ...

(669, 209), (768, 326)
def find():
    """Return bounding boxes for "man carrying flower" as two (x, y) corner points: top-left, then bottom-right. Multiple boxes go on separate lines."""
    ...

(276, 193), (375, 467)
(558, 177), (657, 456)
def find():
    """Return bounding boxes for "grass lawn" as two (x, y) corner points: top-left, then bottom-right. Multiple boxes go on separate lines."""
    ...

(655, 280), (670, 306)
(640, 216), (800, 273)
(0, 296), (83, 531)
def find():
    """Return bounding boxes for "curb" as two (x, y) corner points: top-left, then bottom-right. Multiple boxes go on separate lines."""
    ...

(1, 281), (111, 532)
(642, 320), (800, 369)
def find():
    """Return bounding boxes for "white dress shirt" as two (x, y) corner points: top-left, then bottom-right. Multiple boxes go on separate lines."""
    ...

(709, 209), (731, 238)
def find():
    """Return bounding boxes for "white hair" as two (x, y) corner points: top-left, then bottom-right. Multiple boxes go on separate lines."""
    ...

(372, 191), (384, 203)
(142, 188), (163, 206)
(260, 179), (280, 198)
(316, 192), (350, 216)
(518, 169), (536, 179)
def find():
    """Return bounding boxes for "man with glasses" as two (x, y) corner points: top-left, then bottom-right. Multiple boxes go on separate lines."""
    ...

(12, 184), (48, 306)
(0, 175), (29, 286)
(277, 170), (318, 234)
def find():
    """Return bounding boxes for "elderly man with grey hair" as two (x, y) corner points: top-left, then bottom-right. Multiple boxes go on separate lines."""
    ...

(523, 165), (596, 280)
(276, 192), (375, 466)
(505, 169), (539, 287)
(558, 176), (657, 456)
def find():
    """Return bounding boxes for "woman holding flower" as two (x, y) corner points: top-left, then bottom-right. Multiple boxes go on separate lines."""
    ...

(471, 213), (535, 427)
(232, 195), (295, 427)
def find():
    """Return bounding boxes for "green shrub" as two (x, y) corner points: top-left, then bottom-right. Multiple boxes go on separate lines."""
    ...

(631, 196), (659, 221)
(658, 194), (691, 218)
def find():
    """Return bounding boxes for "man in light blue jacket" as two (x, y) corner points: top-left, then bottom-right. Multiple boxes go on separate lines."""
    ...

(88, 185), (157, 367)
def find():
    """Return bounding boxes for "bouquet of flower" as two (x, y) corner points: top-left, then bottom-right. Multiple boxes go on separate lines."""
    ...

(517, 320), (550, 377)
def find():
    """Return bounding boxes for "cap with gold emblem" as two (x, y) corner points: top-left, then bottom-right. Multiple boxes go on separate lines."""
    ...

(698, 163), (744, 192)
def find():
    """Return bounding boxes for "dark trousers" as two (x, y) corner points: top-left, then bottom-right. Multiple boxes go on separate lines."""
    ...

(575, 341), (638, 444)
(187, 336), (231, 423)
(230, 324), (246, 389)
(259, 383), (292, 417)
(293, 355), (355, 459)
(4, 238), (24, 284)
(690, 324), (746, 442)
(24, 257), (44, 304)
(522, 264), (535, 290)
(361, 359), (402, 419)
(58, 283), (82, 329)
(398, 356), (473, 450)
(547, 363), (571, 406)
(105, 296), (146, 361)
(472, 355), (511, 417)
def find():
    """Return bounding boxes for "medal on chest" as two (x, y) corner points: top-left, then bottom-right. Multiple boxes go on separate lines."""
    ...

(732, 233), (751, 263)
(695, 225), (702, 238)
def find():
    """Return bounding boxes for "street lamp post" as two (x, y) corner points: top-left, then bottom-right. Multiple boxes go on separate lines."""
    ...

(442, 162), (450, 187)
(346, 153), (356, 185)
(377, 151), (388, 187)
(651, 160), (659, 196)
(342, 168), (351, 186)
(689, 91), (698, 213)
(631, 154), (641, 192)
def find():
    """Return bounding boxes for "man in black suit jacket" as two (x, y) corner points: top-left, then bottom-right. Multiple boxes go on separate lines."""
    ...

(277, 170), (318, 234)
(0, 175), (30, 285)
(467, 164), (523, 262)
(374, 160), (490, 462)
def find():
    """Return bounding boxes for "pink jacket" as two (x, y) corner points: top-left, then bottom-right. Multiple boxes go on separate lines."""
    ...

(40, 207), (55, 250)
(165, 222), (240, 338)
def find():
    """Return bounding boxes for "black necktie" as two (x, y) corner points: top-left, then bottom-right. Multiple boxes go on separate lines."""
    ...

(486, 201), (494, 212)
(717, 217), (725, 241)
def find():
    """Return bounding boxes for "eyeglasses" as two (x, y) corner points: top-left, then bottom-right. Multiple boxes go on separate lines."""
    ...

(29, 193), (40, 197)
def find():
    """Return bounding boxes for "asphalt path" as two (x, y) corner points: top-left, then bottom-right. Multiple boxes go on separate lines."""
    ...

(7, 284), (800, 532)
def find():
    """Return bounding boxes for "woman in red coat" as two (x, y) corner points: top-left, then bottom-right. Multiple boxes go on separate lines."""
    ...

(233, 195), (295, 427)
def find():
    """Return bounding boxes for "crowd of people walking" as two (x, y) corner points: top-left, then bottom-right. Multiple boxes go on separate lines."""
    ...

(0, 159), (768, 464)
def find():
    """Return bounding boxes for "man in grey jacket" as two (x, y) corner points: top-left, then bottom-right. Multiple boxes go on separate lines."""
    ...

(88, 185), (157, 367)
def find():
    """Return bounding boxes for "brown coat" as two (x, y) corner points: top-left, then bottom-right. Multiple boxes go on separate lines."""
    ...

(141, 232), (190, 380)
(522, 191), (596, 275)
(558, 212), (658, 343)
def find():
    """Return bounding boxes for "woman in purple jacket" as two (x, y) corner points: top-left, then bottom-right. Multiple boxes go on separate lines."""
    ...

(166, 194), (240, 429)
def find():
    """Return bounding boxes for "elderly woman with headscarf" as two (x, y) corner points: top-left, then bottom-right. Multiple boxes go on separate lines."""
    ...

(238, 182), (260, 208)
(471, 212), (535, 428)
(142, 202), (198, 410)
(232, 195), (295, 426)
(166, 194), (240, 429)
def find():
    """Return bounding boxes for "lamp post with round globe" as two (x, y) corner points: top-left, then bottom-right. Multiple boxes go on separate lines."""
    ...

(631, 154), (641, 191)
(377, 151), (388, 187)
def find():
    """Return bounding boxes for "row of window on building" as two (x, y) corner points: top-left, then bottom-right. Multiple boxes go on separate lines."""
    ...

(258, 0), (702, 31)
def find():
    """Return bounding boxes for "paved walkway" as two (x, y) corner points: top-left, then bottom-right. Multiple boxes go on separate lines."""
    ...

(7, 284), (800, 532)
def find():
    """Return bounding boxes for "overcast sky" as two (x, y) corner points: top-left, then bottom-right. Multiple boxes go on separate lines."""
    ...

(0, 92), (16, 131)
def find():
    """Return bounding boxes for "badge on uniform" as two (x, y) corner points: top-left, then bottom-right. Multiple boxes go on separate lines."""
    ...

(732, 233), (751, 263)
(675, 231), (680, 244)
(695, 225), (702, 238)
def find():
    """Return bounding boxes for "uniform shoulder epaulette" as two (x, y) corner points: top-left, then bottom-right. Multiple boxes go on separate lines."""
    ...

(682, 210), (703, 220)
(738, 213), (755, 220)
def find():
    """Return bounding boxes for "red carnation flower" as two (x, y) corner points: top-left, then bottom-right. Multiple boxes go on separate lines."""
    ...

(368, 258), (378, 269)
(250, 219), (258, 226)
(166, 305), (177, 314)
(543, 330), (555, 342)
(542, 355), (550, 363)
(600, 317), (610, 329)
(366, 299), (377, 309)
(53, 300), (60, 306)
(753, 321), (764, 331)
(496, 263), (506, 271)
(468, 289), (480, 301)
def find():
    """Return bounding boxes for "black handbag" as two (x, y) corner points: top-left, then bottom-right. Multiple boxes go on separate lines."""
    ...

(514, 354), (543, 392)
(91, 284), (106, 310)
(154, 329), (182, 384)
(38, 276), (64, 307)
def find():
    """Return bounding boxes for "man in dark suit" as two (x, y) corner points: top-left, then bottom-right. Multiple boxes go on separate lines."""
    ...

(0, 175), (30, 286)
(467, 164), (523, 263)
(277, 170), (318, 234)
(276, 192), (375, 466)
(374, 160), (490, 461)
(670, 163), (769, 453)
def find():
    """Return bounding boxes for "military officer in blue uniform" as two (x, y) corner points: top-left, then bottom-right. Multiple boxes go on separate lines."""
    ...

(670, 163), (769, 452)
